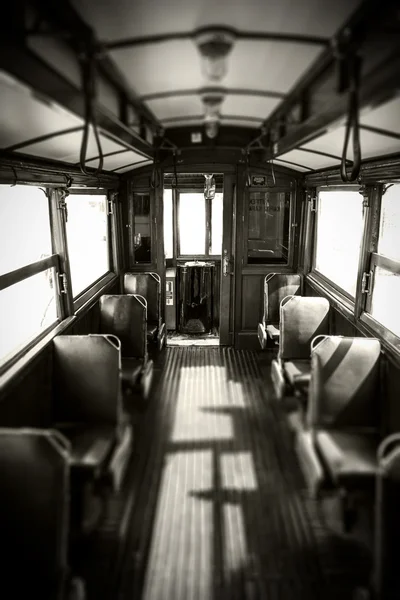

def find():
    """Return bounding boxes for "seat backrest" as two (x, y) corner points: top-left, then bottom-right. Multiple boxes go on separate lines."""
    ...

(308, 335), (381, 429)
(279, 295), (330, 360)
(124, 272), (161, 325)
(263, 273), (302, 325)
(0, 429), (70, 598)
(99, 294), (147, 359)
(53, 334), (122, 425)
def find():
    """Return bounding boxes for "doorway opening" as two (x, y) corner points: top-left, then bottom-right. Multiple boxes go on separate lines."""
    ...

(163, 173), (223, 346)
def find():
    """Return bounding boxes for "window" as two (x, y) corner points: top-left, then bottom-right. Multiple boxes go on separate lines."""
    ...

(0, 269), (58, 364)
(132, 192), (152, 264)
(177, 192), (223, 257)
(0, 185), (52, 275)
(314, 189), (364, 297)
(247, 190), (291, 264)
(179, 193), (206, 255)
(367, 184), (400, 337)
(0, 185), (58, 366)
(65, 193), (110, 298)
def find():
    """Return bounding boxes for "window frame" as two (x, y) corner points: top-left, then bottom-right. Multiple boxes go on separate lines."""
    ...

(129, 188), (155, 267)
(0, 253), (63, 375)
(172, 187), (223, 260)
(310, 184), (366, 304)
(244, 184), (294, 267)
(359, 182), (400, 351)
(65, 188), (116, 309)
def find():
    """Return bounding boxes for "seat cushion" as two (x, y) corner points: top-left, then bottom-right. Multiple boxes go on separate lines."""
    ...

(284, 359), (311, 396)
(266, 324), (280, 342)
(316, 430), (379, 488)
(58, 426), (115, 473)
(121, 358), (143, 387)
(147, 322), (158, 342)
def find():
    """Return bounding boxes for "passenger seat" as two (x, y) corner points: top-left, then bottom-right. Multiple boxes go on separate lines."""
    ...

(271, 295), (330, 406)
(258, 273), (301, 349)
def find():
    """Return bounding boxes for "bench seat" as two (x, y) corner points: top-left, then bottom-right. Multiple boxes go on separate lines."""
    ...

(57, 424), (115, 474)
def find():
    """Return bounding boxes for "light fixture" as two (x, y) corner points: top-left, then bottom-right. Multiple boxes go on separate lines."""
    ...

(195, 27), (236, 82)
(201, 91), (224, 139)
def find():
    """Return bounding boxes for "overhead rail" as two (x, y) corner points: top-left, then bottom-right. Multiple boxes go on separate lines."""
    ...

(1, 0), (180, 164)
(243, 0), (400, 171)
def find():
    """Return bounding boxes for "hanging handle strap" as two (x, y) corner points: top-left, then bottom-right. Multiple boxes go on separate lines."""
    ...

(79, 50), (104, 176)
(340, 53), (362, 183)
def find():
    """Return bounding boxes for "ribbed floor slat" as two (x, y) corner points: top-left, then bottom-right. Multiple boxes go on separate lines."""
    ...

(115, 348), (370, 600)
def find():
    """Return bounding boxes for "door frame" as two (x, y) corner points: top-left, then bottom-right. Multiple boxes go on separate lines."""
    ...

(219, 173), (236, 345)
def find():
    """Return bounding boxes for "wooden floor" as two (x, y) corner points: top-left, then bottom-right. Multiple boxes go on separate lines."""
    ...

(81, 347), (371, 599)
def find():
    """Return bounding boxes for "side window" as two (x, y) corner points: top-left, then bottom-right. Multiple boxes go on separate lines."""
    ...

(0, 185), (58, 366)
(247, 190), (291, 264)
(132, 192), (152, 264)
(367, 184), (400, 337)
(65, 193), (110, 298)
(314, 189), (364, 297)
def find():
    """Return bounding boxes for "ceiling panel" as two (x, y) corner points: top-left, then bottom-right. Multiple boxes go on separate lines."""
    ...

(18, 132), (125, 164)
(115, 160), (153, 173)
(110, 38), (322, 98)
(277, 149), (338, 170)
(72, 0), (360, 41)
(360, 97), (400, 135)
(302, 126), (400, 162)
(145, 95), (204, 120)
(110, 41), (201, 97)
(222, 95), (281, 120)
(0, 71), (83, 149)
(273, 158), (309, 172)
(224, 40), (322, 94)
(86, 149), (148, 171)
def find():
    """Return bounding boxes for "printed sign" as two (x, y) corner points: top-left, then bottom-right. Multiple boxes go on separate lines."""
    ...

(252, 175), (267, 186)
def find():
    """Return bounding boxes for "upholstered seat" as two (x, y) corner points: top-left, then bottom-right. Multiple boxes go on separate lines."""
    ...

(258, 273), (301, 350)
(316, 430), (378, 489)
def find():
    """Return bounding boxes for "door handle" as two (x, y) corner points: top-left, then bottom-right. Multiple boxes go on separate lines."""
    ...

(223, 255), (231, 277)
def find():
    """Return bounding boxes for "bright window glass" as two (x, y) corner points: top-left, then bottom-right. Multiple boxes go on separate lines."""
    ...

(179, 193), (206, 255)
(210, 193), (223, 255)
(0, 185), (52, 275)
(65, 194), (109, 298)
(0, 269), (57, 365)
(247, 191), (290, 264)
(315, 190), (364, 297)
(378, 184), (400, 261)
(133, 193), (152, 263)
(370, 266), (400, 337)
(163, 189), (173, 259)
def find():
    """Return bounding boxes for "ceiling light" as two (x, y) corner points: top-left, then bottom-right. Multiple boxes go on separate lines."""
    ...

(195, 28), (236, 82)
(201, 92), (224, 139)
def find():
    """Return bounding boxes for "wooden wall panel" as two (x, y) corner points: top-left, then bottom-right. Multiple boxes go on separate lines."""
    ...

(241, 275), (264, 330)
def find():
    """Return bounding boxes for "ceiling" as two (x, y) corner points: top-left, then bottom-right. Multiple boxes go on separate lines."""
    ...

(0, 0), (399, 174)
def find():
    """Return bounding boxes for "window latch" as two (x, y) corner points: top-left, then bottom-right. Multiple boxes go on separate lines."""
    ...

(361, 270), (372, 295)
(57, 273), (68, 295)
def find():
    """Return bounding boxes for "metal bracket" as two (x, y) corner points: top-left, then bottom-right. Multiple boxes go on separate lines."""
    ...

(107, 198), (114, 215)
(58, 191), (69, 222)
(56, 273), (68, 295)
(307, 190), (317, 212)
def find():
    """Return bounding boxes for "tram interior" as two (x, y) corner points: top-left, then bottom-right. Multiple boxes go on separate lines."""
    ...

(0, 0), (400, 599)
